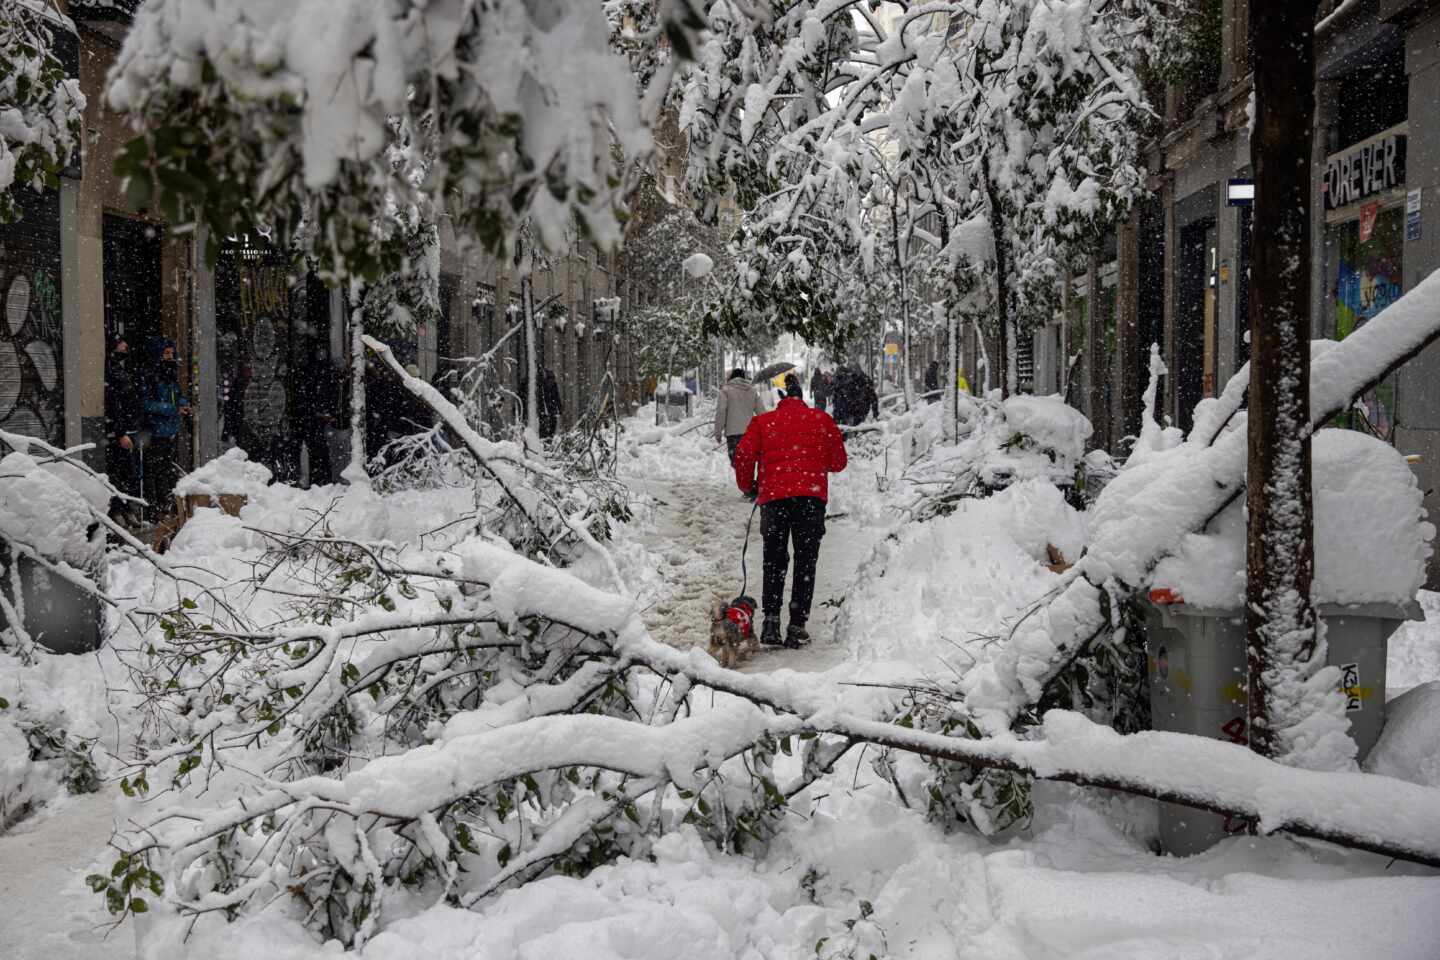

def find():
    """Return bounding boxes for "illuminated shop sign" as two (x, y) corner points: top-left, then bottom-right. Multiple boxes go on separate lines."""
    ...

(1324, 133), (1406, 211)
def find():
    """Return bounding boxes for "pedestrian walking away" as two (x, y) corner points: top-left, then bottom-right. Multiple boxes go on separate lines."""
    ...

(733, 373), (847, 647)
(714, 368), (763, 478)
(810, 367), (830, 412)
(831, 364), (880, 427)
(924, 360), (940, 399)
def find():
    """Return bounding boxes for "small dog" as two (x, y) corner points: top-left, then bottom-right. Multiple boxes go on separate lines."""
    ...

(708, 595), (759, 668)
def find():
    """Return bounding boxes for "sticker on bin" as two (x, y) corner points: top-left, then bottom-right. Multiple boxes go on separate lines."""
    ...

(1340, 662), (1363, 712)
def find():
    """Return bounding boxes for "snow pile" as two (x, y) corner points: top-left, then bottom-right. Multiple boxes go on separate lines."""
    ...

(838, 478), (1085, 664)
(1002, 394), (1094, 464)
(0, 450), (100, 571)
(173, 447), (274, 499)
(1365, 682), (1440, 788)
(1150, 429), (1433, 608)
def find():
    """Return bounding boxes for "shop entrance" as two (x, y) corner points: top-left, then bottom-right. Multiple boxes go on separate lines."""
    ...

(1175, 218), (1215, 433)
(102, 214), (164, 355)
(214, 239), (335, 483)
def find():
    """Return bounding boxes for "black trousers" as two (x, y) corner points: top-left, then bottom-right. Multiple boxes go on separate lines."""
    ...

(145, 436), (182, 520)
(726, 434), (743, 466)
(305, 423), (333, 486)
(760, 496), (826, 625)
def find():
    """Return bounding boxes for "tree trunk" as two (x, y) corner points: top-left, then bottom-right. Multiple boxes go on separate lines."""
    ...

(1246, 2), (1323, 763)
(890, 197), (914, 411)
(342, 312), (369, 485)
(985, 173), (1013, 401)
(946, 304), (959, 441)
(522, 275), (539, 439)
(1086, 255), (1104, 444)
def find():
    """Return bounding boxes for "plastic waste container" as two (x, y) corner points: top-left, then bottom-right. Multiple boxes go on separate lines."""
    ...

(655, 389), (692, 424)
(0, 543), (102, 655)
(1143, 599), (1417, 856)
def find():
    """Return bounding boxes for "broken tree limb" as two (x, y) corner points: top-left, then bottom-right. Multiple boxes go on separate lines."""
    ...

(959, 268), (1440, 735)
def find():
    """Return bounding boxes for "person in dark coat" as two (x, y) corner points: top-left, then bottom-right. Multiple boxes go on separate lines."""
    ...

(832, 365), (877, 427)
(104, 337), (145, 523)
(809, 368), (830, 412)
(733, 374), (848, 648)
(924, 360), (941, 398)
(143, 337), (190, 520)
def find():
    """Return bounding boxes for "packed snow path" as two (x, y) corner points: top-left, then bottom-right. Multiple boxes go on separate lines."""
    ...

(624, 428), (881, 674)
(0, 792), (136, 960)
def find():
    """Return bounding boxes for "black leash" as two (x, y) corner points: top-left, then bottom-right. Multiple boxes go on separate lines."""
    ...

(739, 498), (760, 599)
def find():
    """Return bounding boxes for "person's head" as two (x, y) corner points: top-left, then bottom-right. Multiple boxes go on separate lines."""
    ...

(783, 373), (803, 399)
(112, 337), (128, 355)
(729, 367), (746, 381)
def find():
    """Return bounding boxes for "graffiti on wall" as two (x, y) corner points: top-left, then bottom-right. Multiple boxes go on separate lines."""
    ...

(0, 188), (65, 447)
(1335, 206), (1403, 439)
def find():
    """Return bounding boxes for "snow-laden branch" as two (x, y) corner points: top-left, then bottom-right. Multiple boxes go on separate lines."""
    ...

(960, 267), (1440, 733)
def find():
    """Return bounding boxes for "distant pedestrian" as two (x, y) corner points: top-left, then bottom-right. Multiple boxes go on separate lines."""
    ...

(810, 367), (830, 412)
(924, 360), (940, 399)
(104, 337), (144, 525)
(143, 337), (190, 520)
(714, 368), (763, 473)
(832, 365), (879, 427)
(733, 373), (847, 648)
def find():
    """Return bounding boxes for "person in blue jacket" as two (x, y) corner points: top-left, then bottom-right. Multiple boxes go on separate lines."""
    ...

(144, 337), (190, 519)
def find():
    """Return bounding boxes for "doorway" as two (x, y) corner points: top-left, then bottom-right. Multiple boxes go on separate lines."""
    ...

(1175, 219), (1215, 433)
(102, 215), (164, 353)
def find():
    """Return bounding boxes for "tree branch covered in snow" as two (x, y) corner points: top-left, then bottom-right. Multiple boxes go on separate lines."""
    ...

(0, 2), (84, 223)
(958, 268), (1440, 737)
(682, 0), (1178, 366)
(105, 0), (705, 275)
(102, 527), (1440, 943)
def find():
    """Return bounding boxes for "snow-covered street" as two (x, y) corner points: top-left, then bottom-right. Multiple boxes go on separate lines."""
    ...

(0, 792), (136, 960)
(5, 406), (1440, 959)
(10, 0), (1440, 955)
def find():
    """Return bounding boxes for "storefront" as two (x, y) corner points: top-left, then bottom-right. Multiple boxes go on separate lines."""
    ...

(213, 239), (336, 483)
(1322, 125), (1408, 438)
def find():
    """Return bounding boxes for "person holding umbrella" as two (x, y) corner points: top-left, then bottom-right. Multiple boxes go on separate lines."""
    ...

(733, 372), (847, 648)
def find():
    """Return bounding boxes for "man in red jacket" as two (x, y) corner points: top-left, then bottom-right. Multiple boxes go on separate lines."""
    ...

(734, 374), (848, 647)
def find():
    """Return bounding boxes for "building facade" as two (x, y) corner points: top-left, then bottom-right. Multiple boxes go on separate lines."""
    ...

(1, 2), (652, 492)
(1092, 0), (1440, 585)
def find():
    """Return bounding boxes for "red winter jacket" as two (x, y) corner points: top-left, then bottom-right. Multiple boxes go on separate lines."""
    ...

(734, 397), (847, 504)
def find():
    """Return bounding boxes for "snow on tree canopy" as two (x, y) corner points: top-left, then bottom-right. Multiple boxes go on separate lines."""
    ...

(1149, 429), (1434, 608)
(681, 252), (714, 278)
(105, 0), (654, 268)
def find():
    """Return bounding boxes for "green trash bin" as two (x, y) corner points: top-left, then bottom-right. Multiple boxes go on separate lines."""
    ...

(0, 543), (104, 655)
(1143, 600), (1417, 856)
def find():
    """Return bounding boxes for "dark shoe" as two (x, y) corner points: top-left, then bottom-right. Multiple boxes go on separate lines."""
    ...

(784, 623), (809, 648)
(759, 618), (782, 646)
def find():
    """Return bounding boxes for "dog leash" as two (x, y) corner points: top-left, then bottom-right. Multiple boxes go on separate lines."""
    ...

(739, 498), (760, 599)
